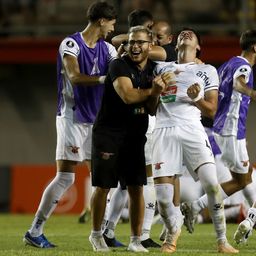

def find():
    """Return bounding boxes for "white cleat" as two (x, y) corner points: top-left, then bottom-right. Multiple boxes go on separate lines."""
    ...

(89, 235), (110, 252)
(234, 219), (253, 244)
(127, 241), (149, 252)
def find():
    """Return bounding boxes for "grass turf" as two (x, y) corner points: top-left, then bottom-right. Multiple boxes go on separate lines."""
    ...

(0, 214), (255, 255)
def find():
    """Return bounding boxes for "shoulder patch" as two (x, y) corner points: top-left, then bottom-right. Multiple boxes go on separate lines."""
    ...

(240, 67), (247, 72)
(66, 40), (75, 48)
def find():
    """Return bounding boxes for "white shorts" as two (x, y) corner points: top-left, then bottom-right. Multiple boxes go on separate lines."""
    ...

(56, 116), (92, 162)
(145, 132), (152, 165)
(214, 134), (249, 174)
(152, 125), (215, 181)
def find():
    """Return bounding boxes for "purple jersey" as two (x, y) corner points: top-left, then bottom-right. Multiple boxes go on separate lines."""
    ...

(213, 56), (253, 139)
(204, 127), (221, 156)
(56, 32), (117, 123)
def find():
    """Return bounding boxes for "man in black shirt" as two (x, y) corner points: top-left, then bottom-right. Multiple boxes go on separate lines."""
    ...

(89, 26), (171, 252)
(152, 20), (177, 62)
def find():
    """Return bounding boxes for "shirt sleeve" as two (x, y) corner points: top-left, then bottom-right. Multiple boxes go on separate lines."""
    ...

(203, 65), (219, 92)
(105, 42), (118, 63)
(233, 64), (251, 84)
(59, 37), (80, 59)
(108, 58), (130, 82)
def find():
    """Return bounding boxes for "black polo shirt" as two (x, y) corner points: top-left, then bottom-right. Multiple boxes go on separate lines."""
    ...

(94, 55), (156, 135)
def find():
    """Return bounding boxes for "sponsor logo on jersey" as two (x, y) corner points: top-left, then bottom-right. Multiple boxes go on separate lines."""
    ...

(160, 85), (177, 103)
(196, 70), (210, 87)
(66, 40), (74, 48)
(69, 145), (80, 154)
(240, 68), (247, 73)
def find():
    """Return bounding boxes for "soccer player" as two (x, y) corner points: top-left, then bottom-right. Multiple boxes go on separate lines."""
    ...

(23, 1), (117, 248)
(182, 30), (256, 244)
(153, 28), (238, 253)
(89, 26), (170, 252)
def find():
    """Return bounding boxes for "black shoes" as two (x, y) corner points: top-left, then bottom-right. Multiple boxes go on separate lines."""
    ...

(141, 238), (161, 248)
(103, 234), (125, 247)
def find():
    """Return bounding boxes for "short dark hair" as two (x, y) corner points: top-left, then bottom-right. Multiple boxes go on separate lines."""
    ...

(87, 1), (117, 22)
(128, 26), (153, 42)
(128, 9), (153, 28)
(240, 29), (256, 51)
(176, 27), (201, 57)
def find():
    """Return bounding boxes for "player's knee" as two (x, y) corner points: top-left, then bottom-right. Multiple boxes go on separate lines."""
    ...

(204, 184), (219, 196)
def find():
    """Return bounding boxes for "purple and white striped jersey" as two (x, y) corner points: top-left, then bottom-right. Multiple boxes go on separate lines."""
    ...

(213, 56), (253, 139)
(56, 32), (117, 123)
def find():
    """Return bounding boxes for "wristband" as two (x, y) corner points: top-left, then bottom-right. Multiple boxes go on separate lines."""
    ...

(99, 76), (105, 84)
(192, 94), (202, 102)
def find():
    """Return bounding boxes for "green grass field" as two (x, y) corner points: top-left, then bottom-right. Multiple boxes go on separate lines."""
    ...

(0, 214), (255, 255)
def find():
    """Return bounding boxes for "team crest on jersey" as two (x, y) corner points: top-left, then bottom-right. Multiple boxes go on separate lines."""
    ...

(66, 40), (74, 48)
(154, 162), (164, 170)
(240, 68), (247, 73)
(69, 145), (79, 154)
(241, 160), (249, 167)
(101, 152), (115, 160)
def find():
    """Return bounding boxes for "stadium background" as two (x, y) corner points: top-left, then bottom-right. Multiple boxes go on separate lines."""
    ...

(0, 0), (256, 215)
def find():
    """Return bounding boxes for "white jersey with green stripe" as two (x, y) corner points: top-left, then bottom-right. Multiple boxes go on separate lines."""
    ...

(154, 61), (219, 128)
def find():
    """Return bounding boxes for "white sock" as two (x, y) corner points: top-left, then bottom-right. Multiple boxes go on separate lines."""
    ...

(91, 230), (102, 238)
(197, 164), (226, 241)
(141, 176), (156, 241)
(155, 183), (178, 233)
(194, 185), (228, 212)
(242, 183), (256, 206)
(130, 235), (140, 243)
(29, 171), (75, 237)
(104, 185), (128, 238)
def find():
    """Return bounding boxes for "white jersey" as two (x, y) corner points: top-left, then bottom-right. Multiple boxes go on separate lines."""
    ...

(154, 62), (219, 128)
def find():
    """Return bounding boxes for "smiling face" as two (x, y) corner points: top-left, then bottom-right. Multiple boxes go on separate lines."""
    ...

(127, 31), (152, 65)
(99, 18), (116, 39)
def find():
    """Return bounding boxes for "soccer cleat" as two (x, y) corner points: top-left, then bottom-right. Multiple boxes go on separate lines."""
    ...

(217, 239), (239, 253)
(181, 202), (197, 233)
(161, 229), (181, 253)
(234, 219), (253, 244)
(103, 234), (125, 247)
(159, 225), (167, 241)
(89, 235), (110, 252)
(141, 238), (161, 248)
(23, 232), (56, 248)
(127, 240), (149, 252)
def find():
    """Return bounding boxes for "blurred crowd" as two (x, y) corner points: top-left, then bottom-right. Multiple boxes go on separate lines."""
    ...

(0, 0), (256, 37)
